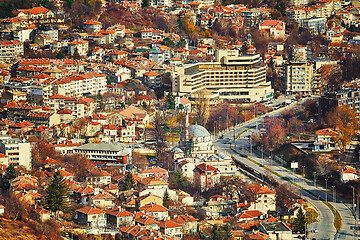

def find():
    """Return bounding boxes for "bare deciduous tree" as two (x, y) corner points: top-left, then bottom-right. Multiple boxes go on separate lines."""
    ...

(193, 90), (210, 126)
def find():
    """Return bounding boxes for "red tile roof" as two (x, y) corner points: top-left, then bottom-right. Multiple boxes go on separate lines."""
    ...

(139, 202), (169, 212)
(158, 220), (182, 229)
(173, 215), (198, 223)
(77, 206), (105, 215)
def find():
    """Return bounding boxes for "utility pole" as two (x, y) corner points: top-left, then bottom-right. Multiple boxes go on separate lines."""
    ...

(313, 172), (316, 187)
(250, 135), (252, 157)
(227, 110), (229, 132)
(332, 186), (336, 203)
(325, 178), (328, 202)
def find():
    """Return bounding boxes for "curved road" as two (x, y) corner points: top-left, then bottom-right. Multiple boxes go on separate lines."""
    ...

(214, 103), (356, 240)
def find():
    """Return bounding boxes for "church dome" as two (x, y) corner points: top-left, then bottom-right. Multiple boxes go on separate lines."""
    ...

(190, 125), (211, 138)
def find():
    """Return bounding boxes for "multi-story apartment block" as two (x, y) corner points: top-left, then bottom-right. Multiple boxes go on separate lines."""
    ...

(0, 40), (23, 61)
(47, 73), (107, 97)
(193, 163), (220, 192)
(319, 89), (360, 118)
(290, 0), (310, 6)
(172, 49), (273, 102)
(240, 9), (262, 28)
(34, 25), (58, 41)
(301, 17), (326, 34)
(140, 28), (164, 41)
(74, 143), (132, 170)
(288, 45), (307, 62)
(83, 20), (102, 33)
(0, 138), (31, 170)
(285, 62), (313, 95)
(46, 94), (95, 119)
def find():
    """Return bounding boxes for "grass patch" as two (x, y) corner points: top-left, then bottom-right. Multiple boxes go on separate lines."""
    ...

(324, 202), (341, 232)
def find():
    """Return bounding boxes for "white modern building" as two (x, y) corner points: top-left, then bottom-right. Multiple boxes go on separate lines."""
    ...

(74, 143), (132, 170)
(0, 138), (31, 170)
(0, 40), (23, 61)
(172, 49), (273, 102)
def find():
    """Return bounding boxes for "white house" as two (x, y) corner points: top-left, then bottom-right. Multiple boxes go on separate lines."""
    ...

(340, 166), (359, 183)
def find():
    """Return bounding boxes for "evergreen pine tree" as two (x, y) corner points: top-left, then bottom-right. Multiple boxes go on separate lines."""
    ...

(223, 224), (232, 240)
(141, 0), (149, 8)
(166, 91), (175, 110)
(241, 42), (248, 55)
(4, 165), (17, 180)
(45, 171), (69, 218)
(1, 165), (17, 191)
(122, 171), (135, 191)
(174, 170), (186, 189)
(163, 189), (170, 208)
(56, 50), (65, 59)
(294, 207), (306, 233)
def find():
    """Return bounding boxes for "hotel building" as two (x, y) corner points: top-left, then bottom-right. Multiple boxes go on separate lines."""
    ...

(172, 49), (273, 102)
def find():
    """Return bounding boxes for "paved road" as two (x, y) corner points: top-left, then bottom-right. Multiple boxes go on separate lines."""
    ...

(214, 103), (357, 240)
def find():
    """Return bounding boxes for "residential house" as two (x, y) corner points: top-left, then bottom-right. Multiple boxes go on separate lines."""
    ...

(158, 220), (183, 239)
(68, 40), (89, 56)
(173, 215), (198, 234)
(248, 185), (276, 212)
(106, 207), (134, 227)
(139, 166), (169, 182)
(1, 18), (21, 30)
(203, 195), (236, 217)
(34, 34), (52, 47)
(89, 191), (116, 209)
(313, 128), (339, 152)
(75, 206), (106, 228)
(340, 166), (359, 182)
(30, 206), (51, 221)
(83, 20), (102, 33)
(259, 222), (292, 240)
(134, 212), (159, 230)
(175, 160), (195, 182)
(84, 168), (112, 187)
(259, 20), (286, 40)
(143, 71), (161, 88)
(174, 48), (189, 60)
(139, 202), (169, 220)
(0, 152), (8, 166)
(127, 194), (163, 208)
(236, 210), (264, 221)
(13, 7), (55, 23)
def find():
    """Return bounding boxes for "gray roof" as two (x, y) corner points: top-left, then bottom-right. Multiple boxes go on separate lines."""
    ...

(75, 143), (125, 152)
(260, 222), (292, 232)
(171, 147), (183, 153)
(190, 125), (210, 138)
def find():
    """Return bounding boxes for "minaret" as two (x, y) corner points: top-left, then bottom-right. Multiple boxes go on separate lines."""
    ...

(185, 105), (189, 128)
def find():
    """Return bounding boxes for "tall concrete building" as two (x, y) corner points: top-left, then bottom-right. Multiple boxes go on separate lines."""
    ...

(172, 49), (273, 102)
(0, 138), (31, 170)
(285, 62), (313, 94)
(285, 45), (313, 94)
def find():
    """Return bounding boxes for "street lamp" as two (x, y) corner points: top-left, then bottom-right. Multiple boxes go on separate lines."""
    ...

(313, 172), (316, 187)
(332, 186), (336, 203)
(352, 186), (356, 215)
(302, 166), (305, 176)
(269, 153), (272, 167)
